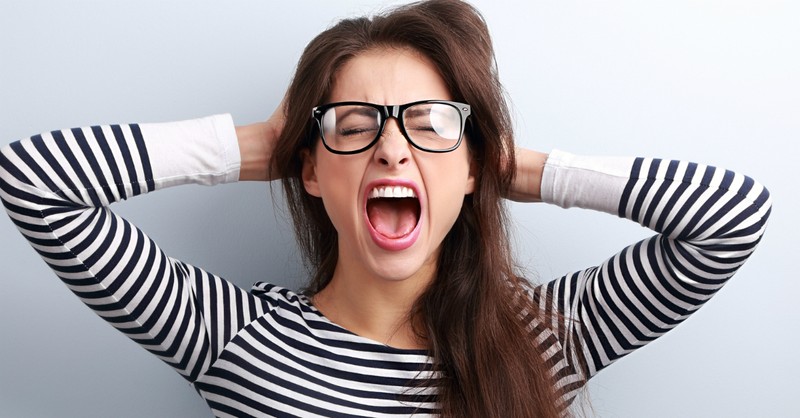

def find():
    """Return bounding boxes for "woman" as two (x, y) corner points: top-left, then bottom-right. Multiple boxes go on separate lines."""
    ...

(0, 1), (771, 417)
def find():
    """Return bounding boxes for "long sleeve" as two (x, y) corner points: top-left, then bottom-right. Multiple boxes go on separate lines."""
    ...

(0, 115), (270, 383)
(531, 150), (772, 406)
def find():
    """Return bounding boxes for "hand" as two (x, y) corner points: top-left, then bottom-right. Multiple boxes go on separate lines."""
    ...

(506, 148), (548, 202)
(236, 97), (286, 181)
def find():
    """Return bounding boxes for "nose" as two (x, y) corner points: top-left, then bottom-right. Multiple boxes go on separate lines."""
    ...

(372, 118), (411, 168)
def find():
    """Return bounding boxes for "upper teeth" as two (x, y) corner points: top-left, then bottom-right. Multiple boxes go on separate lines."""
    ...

(369, 185), (417, 199)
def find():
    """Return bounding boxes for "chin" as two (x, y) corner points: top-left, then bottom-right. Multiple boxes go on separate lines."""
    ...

(370, 261), (422, 282)
(367, 247), (438, 283)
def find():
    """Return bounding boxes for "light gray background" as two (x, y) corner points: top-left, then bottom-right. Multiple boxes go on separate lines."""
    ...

(1, 1), (797, 417)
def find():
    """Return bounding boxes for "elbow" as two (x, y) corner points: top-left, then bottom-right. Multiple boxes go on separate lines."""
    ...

(0, 142), (17, 195)
(739, 176), (772, 249)
(752, 178), (772, 228)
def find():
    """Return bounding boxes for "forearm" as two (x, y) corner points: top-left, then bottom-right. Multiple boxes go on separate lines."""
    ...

(237, 97), (285, 182)
(534, 151), (771, 379)
(0, 115), (244, 381)
(539, 151), (772, 240)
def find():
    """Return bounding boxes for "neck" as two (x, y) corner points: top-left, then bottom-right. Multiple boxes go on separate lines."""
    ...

(312, 257), (435, 350)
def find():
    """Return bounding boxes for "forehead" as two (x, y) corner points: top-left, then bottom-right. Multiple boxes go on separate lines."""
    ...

(329, 48), (452, 104)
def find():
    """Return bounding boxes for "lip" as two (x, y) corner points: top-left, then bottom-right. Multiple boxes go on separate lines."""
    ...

(363, 178), (424, 251)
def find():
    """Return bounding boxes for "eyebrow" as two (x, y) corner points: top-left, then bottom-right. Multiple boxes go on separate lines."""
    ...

(403, 106), (429, 119)
(335, 106), (379, 121)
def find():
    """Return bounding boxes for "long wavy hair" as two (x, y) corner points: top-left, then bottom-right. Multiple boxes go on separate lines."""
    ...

(272, 1), (569, 416)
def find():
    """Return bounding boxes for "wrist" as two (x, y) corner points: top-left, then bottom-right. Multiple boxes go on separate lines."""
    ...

(508, 148), (547, 202)
(236, 122), (271, 181)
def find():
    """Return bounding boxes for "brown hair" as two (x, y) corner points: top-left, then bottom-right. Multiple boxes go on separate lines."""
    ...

(272, 1), (571, 416)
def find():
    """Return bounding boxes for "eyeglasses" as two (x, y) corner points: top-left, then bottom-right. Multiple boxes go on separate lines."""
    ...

(311, 100), (471, 154)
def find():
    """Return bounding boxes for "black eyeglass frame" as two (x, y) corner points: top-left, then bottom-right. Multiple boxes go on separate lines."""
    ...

(311, 100), (472, 155)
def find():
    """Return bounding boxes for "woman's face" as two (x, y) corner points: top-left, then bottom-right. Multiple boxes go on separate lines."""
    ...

(302, 48), (475, 286)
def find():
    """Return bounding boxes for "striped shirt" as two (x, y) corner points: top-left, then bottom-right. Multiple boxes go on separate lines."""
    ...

(0, 114), (771, 417)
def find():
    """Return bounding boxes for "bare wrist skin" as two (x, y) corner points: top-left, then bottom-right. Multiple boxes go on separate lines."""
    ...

(236, 122), (273, 181)
(508, 148), (548, 202)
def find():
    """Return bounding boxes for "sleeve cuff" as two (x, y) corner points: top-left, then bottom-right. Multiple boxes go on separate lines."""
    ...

(540, 149), (635, 214)
(139, 114), (241, 189)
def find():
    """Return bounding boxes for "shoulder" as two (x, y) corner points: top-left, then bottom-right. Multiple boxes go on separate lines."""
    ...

(250, 281), (316, 315)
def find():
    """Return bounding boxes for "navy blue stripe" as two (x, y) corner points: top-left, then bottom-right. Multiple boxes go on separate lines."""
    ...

(100, 249), (166, 317)
(661, 163), (700, 236)
(634, 238), (695, 316)
(187, 324), (211, 382)
(579, 289), (612, 371)
(631, 159), (662, 222)
(618, 157), (643, 218)
(232, 334), (433, 404)
(194, 268), (221, 364)
(0, 118), (774, 416)
(51, 130), (102, 207)
(0, 145), (34, 188)
(201, 375), (371, 418)
(234, 285), (245, 333)
(124, 267), (181, 346)
(70, 128), (116, 204)
(661, 239), (721, 288)
(542, 281), (555, 325)
(203, 394), (300, 418)
(754, 186), (771, 209)
(655, 180), (688, 234)
(0, 184), (38, 215)
(130, 124), (155, 192)
(48, 212), (81, 231)
(54, 211), (96, 245)
(252, 317), (422, 386)
(90, 125), (127, 198)
(30, 134), (85, 203)
(32, 247), (76, 261)
(685, 187), (728, 240)
(556, 276), (568, 342)
(1, 198), (54, 228)
(82, 209), (122, 271)
(650, 236), (706, 306)
(594, 267), (644, 351)
(269, 313), (428, 371)
(75, 227), (152, 306)
(665, 172), (709, 240)
(206, 268), (222, 362)
(221, 277), (233, 347)
(672, 239), (732, 278)
(605, 244), (665, 337)
(641, 160), (679, 227)
(110, 124), (140, 195)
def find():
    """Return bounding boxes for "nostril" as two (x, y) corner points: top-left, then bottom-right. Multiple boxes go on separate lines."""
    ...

(373, 133), (411, 167)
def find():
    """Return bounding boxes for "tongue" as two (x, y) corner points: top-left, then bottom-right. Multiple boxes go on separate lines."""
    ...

(367, 198), (418, 238)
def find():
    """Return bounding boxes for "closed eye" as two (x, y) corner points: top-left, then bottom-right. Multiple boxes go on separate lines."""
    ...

(339, 127), (378, 136)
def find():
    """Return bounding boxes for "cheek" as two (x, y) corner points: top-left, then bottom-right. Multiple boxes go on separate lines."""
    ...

(424, 156), (472, 233)
(314, 157), (365, 228)
(434, 193), (465, 232)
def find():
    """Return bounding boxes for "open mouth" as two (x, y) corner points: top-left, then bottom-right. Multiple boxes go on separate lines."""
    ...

(364, 182), (422, 251)
(366, 185), (421, 238)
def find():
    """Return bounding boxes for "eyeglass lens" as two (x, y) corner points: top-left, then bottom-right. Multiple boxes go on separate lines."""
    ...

(321, 103), (462, 152)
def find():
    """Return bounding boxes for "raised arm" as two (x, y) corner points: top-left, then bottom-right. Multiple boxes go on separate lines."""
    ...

(0, 114), (273, 382)
(515, 149), (772, 404)
(236, 97), (285, 182)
